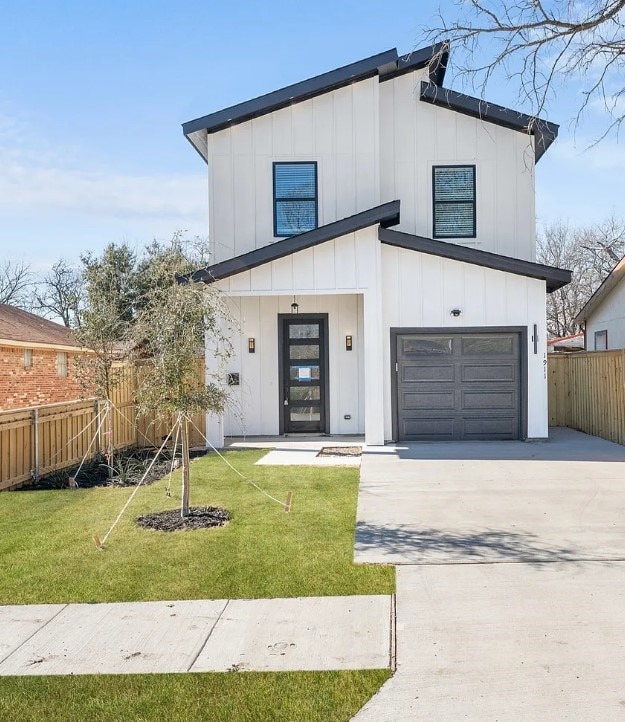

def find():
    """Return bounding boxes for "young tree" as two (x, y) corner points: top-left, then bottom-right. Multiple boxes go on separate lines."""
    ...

(132, 262), (233, 517)
(421, 1), (625, 139)
(31, 259), (83, 327)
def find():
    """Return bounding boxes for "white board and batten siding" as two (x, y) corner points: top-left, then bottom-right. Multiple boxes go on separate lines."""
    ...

(378, 70), (536, 261)
(222, 293), (365, 437)
(381, 245), (548, 440)
(207, 78), (380, 264)
(212, 230), (548, 442)
(585, 281), (625, 350)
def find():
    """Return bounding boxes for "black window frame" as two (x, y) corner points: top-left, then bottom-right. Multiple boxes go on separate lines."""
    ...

(273, 161), (318, 238)
(432, 164), (477, 239)
(594, 329), (608, 351)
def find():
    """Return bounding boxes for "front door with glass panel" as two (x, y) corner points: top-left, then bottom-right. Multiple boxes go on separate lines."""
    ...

(280, 316), (328, 434)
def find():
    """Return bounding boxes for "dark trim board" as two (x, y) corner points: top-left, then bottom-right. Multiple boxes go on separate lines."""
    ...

(389, 326), (528, 443)
(182, 44), (448, 143)
(379, 227), (571, 293)
(183, 201), (400, 284)
(278, 313), (330, 435)
(419, 82), (559, 162)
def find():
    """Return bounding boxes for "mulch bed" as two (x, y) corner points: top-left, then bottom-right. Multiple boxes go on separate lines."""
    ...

(317, 446), (362, 457)
(136, 506), (231, 532)
(20, 448), (208, 491)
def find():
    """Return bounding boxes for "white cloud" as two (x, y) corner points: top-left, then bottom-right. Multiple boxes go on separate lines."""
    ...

(550, 135), (625, 170)
(0, 111), (207, 222)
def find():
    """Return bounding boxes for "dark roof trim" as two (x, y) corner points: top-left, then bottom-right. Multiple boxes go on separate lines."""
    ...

(379, 41), (448, 85)
(184, 201), (401, 284)
(419, 82), (559, 162)
(182, 44), (446, 142)
(379, 228), (571, 292)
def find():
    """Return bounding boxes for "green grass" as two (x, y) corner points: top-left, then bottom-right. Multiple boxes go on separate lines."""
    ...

(0, 449), (394, 604)
(0, 670), (391, 722)
(0, 450), (393, 720)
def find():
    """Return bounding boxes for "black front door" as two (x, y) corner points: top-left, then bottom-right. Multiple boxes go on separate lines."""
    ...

(280, 315), (328, 434)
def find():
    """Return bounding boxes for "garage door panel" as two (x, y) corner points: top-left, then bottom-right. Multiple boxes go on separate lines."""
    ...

(401, 364), (455, 382)
(401, 417), (455, 439)
(461, 363), (516, 383)
(396, 331), (522, 442)
(462, 416), (519, 440)
(402, 392), (455, 410)
(461, 390), (517, 410)
(460, 335), (517, 355)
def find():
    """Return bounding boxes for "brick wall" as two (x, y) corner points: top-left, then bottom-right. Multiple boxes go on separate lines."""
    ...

(0, 346), (87, 411)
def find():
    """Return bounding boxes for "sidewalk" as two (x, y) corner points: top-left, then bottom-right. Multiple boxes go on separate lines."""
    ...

(0, 595), (391, 676)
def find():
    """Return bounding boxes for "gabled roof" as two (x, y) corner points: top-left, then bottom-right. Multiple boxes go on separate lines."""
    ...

(0, 305), (81, 348)
(378, 228), (571, 292)
(183, 201), (401, 284)
(419, 83), (558, 162)
(574, 254), (625, 325)
(182, 43), (448, 160)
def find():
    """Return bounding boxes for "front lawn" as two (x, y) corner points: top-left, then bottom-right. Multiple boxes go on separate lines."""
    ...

(0, 449), (394, 603)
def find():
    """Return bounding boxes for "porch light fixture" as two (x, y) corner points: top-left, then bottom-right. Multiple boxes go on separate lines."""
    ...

(345, 335), (353, 351)
(291, 296), (299, 314)
(248, 338), (256, 353)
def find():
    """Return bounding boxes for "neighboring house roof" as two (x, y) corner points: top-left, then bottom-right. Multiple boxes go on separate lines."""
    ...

(547, 333), (584, 351)
(0, 305), (81, 348)
(573, 255), (625, 325)
(183, 201), (571, 292)
(419, 83), (558, 161)
(378, 228), (571, 292)
(182, 201), (401, 284)
(183, 42), (556, 163)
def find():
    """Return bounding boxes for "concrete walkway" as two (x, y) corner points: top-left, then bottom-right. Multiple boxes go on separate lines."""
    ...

(226, 435), (364, 467)
(353, 428), (625, 721)
(0, 595), (391, 676)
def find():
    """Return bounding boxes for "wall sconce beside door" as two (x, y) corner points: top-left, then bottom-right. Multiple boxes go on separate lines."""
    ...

(345, 335), (353, 351)
(248, 338), (256, 353)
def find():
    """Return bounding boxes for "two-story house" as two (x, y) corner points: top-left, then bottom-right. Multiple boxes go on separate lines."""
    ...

(182, 43), (571, 447)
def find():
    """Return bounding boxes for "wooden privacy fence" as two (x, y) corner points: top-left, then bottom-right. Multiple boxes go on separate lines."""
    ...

(0, 363), (207, 491)
(548, 349), (625, 445)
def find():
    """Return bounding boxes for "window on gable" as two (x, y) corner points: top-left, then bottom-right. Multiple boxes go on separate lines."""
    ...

(433, 165), (476, 239)
(273, 162), (318, 237)
(594, 330), (608, 351)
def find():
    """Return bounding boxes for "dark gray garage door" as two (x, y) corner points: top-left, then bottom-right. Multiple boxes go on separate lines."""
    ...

(395, 331), (522, 441)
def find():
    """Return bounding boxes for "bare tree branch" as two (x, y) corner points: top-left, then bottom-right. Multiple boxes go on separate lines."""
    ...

(31, 259), (83, 327)
(0, 260), (32, 307)
(421, 1), (625, 139)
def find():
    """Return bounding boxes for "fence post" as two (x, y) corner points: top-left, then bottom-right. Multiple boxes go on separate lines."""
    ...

(95, 400), (101, 455)
(31, 408), (39, 481)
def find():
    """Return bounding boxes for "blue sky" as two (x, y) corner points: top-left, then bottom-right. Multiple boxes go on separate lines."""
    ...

(0, 0), (621, 270)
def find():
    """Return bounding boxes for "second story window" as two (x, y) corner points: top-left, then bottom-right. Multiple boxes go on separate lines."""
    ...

(273, 162), (318, 237)
(432, 165), (476, 239)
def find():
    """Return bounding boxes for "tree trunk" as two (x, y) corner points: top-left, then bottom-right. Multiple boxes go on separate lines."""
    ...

(107, 398), (114, 478)
(181, 415), (190, 518)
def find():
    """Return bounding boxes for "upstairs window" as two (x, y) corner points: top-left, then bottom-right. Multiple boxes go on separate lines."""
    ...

(433, 165), (476, 239)
(273, 162), (318, 237)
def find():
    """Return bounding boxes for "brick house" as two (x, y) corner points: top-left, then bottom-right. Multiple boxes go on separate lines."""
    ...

(0, 305), (86, 411)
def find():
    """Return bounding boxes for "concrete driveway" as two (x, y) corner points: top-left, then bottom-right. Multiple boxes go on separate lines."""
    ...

(353, 428), (625, 721)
